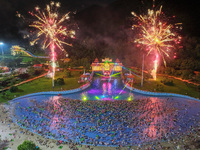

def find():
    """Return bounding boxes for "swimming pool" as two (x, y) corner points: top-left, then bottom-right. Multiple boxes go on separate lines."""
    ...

(10, 76), (200, 146)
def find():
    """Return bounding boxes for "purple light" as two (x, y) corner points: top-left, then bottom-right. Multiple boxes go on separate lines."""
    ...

(101, 97), (113, 101)
(114, 90), (126, 94)
(87, 89), (102, 94)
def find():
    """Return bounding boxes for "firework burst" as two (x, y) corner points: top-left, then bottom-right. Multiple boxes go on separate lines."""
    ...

(28, 2), (75, 50)
(17, 1), (75, 87)
(132, 5), (182, 79)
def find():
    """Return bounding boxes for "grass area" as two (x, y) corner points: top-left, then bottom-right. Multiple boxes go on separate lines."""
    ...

(1, 70), (199, 103)
(0, 55), (47, 63)
(0, 71), (85, 103)
(21, 56), (35, 63)
(0, 55), (15, 58)
(133, 75), (200, 99)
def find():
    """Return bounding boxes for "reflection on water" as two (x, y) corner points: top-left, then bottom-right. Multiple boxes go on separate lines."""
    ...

(142, 98), (175, 140)
(87, 77), (128, 100)
(13, 96), (200, 146)
(102, 82), (112, 95)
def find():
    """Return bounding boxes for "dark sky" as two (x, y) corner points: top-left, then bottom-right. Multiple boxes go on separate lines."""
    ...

(0, 0), (116, 41)
(0, 0), (200, 43)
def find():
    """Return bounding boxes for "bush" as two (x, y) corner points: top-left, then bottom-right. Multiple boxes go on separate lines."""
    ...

(34, 70), (43, 76)
(18, 73), (30, 79)
(156, 84), (164, 92)
(196, 73), (200, 82)
(10, 86), (18, 93)
(10, 78), (17, 85)
(181, 70), (194, 80)
(174, 70), (182, 77)
(17, 140), (40, 150)
(55, 78), (65, 85)
(66, 71), (72, 78)
(164, 67), (175, 75)
(144, 73), (152, 80)
(161, 78), (174, 86)
(1, 80), (9, 87)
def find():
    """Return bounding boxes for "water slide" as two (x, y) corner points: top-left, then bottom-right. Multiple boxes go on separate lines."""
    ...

(23, 50), (49, 58)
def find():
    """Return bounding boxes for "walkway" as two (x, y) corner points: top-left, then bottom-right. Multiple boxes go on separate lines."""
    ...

(0, 72), (48, 92)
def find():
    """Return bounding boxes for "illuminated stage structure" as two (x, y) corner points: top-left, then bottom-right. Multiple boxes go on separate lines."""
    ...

(91, 58), (122, 76)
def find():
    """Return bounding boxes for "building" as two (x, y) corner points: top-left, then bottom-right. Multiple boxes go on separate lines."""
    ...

(125, 73), (135, 84)
(33, 64), (43, 69)
(78, 73), (91, 83)
(91, 58), (123, 73)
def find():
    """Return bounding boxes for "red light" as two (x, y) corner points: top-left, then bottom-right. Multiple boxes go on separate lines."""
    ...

(48, 19), (54, 24)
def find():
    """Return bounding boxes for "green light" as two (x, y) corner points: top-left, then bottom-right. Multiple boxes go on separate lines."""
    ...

(95, 96), (100, 100)
(83, 96), (87, 101)
(111, 72), (121, 77)
(95, 73), (104, 77)
(114, 96), (119, 99)
(128, 96), (132, 101)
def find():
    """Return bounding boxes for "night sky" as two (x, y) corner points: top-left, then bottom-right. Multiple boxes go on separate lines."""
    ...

(0, 0), (200, 44)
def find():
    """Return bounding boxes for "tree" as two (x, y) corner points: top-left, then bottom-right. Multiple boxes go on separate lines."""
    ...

(181, 70), (194, 79)
(10, 86), (18, 93)
(55, 78), (65, 85)
(66, 70), (72, 78)
(18, 73), (30, 79)
(17, 140), (40, 150)
(27, 66), (35, 76)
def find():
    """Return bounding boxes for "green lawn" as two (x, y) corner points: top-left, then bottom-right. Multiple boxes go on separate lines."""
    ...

(0, 55), (47, 63)
(0, 71), (84, 103)
(133, 76), (200, 99)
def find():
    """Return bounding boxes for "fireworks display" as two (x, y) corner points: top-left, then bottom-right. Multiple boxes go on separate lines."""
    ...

(17, 1), (75, 87)
(132, 4), (182, 80)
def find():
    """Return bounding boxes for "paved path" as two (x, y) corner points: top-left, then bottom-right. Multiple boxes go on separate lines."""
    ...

(0, 73), (48, 92)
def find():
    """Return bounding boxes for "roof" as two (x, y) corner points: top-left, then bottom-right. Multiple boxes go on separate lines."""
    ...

(94, 58), (99, 63)
(115, 58), (120, 63)
(102, 58), (112, 62)
(91, 63), (101, 66)
(126, 74), (134, 78)
(33, 64), (43, 67)
(81, 74), (90, 77)
(63, 58), (70, 63)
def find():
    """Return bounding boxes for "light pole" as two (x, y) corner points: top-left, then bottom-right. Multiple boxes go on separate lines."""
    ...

(0, 42), (4, 57)
(141, 54), (144, 87)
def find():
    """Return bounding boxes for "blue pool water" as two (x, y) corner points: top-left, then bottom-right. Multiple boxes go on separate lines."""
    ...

(11, 76), (200, 146)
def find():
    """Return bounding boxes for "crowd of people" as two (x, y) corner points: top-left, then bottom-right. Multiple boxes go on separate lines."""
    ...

(11, 96), (200, 148)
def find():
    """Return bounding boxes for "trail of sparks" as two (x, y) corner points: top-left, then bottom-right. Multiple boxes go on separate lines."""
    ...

(17, 1), (75, 88)
(152, 53), (158, 80)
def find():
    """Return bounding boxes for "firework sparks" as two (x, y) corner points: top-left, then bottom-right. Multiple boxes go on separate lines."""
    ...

(132, 5), (181, 80)
(28, 2), (75, 50)
(17, 1), (75, 88)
